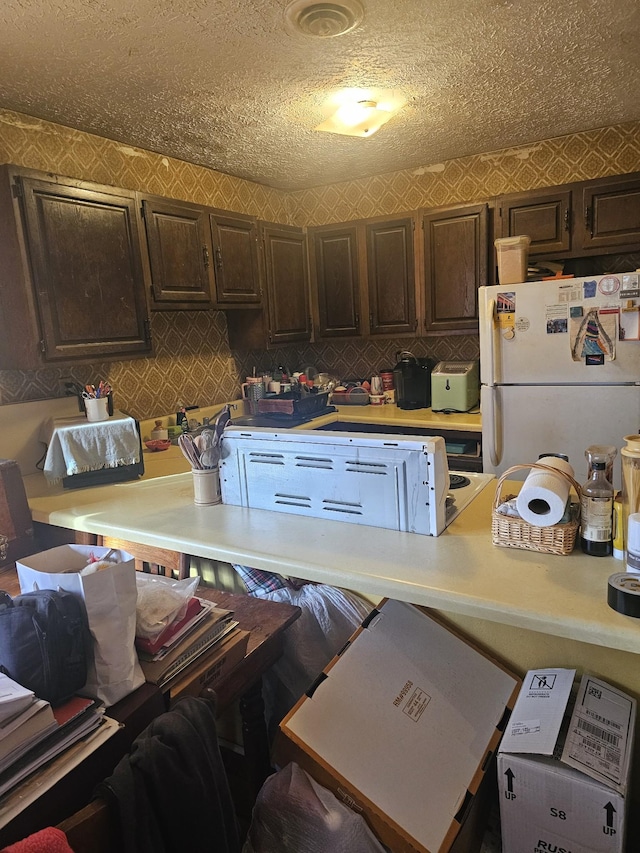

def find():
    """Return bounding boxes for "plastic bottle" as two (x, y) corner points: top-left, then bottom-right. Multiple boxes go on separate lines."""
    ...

(580, 460), (614, 556)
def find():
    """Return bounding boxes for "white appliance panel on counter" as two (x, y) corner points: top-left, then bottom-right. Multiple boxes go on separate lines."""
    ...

(220, 427), (491, 535)
(479, 272), (640, 486)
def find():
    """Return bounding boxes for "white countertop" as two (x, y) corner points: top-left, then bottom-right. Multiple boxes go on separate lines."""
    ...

(24, 442), (637, 657)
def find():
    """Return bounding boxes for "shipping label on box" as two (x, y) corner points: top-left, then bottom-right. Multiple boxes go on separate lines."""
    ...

(498, 670), (636, 853)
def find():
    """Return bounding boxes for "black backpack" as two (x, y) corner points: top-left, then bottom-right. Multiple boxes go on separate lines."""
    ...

(0, 589), (91, 706)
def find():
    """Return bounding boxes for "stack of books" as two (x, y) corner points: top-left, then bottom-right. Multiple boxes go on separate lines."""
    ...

(136, 597), (243, 690)
(0, 674), (107, 799)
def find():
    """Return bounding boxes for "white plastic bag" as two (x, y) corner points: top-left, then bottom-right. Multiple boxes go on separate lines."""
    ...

(17, 545), (145, 706)
(244, 581), (373, 731)
(242, 762), (387, 853)
(135, 574), (199, 639)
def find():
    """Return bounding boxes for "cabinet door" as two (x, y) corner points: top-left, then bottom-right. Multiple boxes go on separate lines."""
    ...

(209, 211), (262, 305)
(366, 218), (416, 336)
(422, 203), (488, 332)
(261, 223), (311, 345)
(500, 189), (571, 254)
(580, 175), (640, 251)
(142, 196), (213, 310)
(311, 224), (361, 338)
(17, 172), (151, 363)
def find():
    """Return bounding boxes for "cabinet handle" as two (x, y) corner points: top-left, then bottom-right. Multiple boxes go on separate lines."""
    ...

(584, 206), (592, 237)
(203, 246), (210, 268)
(355, 312), (359, 330)
(564, 209), (570, 232)
(369, 312), (374, 328)
(143, 319), (152, 346)
(215, 247), (223, 270)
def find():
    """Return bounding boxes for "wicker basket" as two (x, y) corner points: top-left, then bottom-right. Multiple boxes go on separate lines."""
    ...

(491, 463), (581, 555)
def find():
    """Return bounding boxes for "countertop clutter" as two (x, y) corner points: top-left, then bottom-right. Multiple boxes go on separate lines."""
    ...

(22, 414), (639, 658)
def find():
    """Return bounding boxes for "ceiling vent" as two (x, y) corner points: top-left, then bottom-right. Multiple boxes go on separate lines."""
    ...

(284, 0), (364, 37)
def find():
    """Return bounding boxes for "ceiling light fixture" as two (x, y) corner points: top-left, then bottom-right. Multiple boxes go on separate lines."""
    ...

(284, 0), (364, 38)
(315, 91), (407, 138)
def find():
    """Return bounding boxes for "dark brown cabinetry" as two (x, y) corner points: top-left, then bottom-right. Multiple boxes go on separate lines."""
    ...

(0, 166), (151, 369)
(262, 222), (311, 345)
(209, 211), (262, 306)
(578, 174), (640, 252)
(366, 217), (416, 336)
(309, 216), (417, 340)
(141, 196), (262, 310)
(498, 188), (571, 255)
(227, 222), (311, 349)
(309, 224), (361, 338)
(141, 196), (213, 310)
(421, 203), (488, 333)
(496, 172), (640, 261)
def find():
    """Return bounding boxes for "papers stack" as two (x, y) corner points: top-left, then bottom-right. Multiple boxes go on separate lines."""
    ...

(0, 674), (109, 799)
(137, 598), (239, 689)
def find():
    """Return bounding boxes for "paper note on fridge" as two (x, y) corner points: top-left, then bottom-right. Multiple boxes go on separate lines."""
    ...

(499, 668), (575, 755)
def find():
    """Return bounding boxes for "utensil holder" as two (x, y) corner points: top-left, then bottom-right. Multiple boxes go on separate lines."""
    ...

(192, 467), (221, 506)
(85, 397), (110, 422)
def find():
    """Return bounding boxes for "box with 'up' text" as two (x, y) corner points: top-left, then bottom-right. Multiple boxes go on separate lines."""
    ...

(498, 669), (636, 853)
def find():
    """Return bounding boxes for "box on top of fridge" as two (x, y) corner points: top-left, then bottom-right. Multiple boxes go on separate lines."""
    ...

(497, 669), (636, 853)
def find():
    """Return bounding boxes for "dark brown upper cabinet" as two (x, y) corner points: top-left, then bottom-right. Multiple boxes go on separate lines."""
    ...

(141, 196), (213, 310)
(227, 222), (311, 349)
(0, 165), (151, 369)
(421, 203), (488, 333)
(262, 222), (311, 345)
(498, 188), (572, 255)
(366, 217), (416, 336)
(208, 210), (262, 306)
(578, 174), (640, 252)
(309, 224), (362, 338)
(141, 196), (263, 311)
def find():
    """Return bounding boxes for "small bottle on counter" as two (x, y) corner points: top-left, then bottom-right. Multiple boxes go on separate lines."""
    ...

(580, 460), (614, 557)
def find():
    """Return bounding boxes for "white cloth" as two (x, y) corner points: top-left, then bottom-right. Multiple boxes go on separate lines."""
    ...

(41, 411), (140, 483)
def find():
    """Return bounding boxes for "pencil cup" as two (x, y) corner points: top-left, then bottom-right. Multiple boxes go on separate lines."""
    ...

(192, 467), (222, 506)
(85, 397), (110, 422)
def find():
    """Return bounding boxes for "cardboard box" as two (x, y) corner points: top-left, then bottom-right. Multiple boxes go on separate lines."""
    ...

(278, 599), (521, 853)
(498, 669), (636, 853)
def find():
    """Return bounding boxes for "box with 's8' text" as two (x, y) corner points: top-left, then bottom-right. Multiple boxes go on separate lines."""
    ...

(498, 669), (635, 853)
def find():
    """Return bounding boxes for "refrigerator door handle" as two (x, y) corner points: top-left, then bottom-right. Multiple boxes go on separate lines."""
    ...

(480, 297), (498, 386)
(485, 385), (502, 467)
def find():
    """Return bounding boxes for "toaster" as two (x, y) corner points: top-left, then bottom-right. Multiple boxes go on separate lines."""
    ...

(430, 361), (480, 413)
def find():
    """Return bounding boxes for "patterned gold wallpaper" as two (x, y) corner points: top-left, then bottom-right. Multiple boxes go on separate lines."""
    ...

(1, 109), (640, 419)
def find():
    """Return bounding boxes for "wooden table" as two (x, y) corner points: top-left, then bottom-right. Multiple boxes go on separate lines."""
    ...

(0, 567), (301, 847)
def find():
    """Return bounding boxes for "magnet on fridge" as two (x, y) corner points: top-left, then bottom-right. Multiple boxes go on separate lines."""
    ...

(585, 353), (605, 365)
(583, 280), (597, 298)
(570, 306), (583, 318)
(598, 275), (620, 295)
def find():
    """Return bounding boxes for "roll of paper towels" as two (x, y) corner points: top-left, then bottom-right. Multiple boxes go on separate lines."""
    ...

(516, 456), (575, 527)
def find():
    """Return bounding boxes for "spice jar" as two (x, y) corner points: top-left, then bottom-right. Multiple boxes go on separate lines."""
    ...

(150, 420), (169, 440)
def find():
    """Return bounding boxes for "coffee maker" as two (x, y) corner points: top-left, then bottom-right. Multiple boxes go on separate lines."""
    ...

(393, 351), (436, 410)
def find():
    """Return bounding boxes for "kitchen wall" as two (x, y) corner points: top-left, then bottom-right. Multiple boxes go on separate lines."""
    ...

(1, 109), (640, 419)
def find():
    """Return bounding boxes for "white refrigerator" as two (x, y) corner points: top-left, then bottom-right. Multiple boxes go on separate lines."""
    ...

(479, 272), (640, 488)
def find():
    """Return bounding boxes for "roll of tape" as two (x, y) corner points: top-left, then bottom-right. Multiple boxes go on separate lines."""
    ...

(607, 572), (640, 617)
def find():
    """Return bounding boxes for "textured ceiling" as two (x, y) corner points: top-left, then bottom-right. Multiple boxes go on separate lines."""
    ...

(0, 0), (639, 191)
